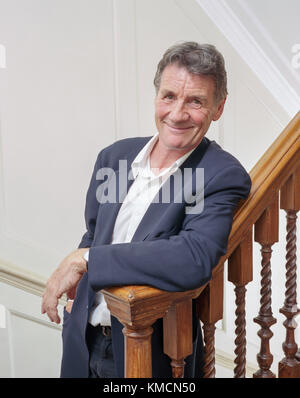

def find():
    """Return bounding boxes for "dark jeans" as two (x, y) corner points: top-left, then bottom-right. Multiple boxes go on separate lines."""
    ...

(86, 323), (117, 378)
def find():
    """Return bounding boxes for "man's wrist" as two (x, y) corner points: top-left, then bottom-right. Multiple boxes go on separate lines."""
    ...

(76, 248), (89, 271)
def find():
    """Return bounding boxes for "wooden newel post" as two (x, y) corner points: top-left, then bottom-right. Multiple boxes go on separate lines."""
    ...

(102, 286), (172, 378)
(123, 323), (155, 378)
(228, 229), (253, 378)
(253, 196), (279, 378)
(278, 169), (300, 378)
(196, 268), (224, 378)
(103, 285), (204, 378)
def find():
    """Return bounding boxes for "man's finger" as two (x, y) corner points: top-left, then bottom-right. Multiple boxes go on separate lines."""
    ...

(48, 307), (60, 324)
(42, 295), (60, 323)
(67, 286), (77, 300)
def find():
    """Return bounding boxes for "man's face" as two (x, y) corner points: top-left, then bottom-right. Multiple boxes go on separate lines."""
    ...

(154, 63), (226, 153)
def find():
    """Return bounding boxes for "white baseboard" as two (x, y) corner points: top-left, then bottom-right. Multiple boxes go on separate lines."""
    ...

(216, 348), (258, 378)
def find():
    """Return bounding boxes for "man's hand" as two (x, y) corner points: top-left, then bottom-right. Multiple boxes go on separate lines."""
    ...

(41, 248), (89, 324)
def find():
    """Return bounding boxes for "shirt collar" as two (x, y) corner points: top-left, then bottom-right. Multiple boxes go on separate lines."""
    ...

(131, 134), (196, 179)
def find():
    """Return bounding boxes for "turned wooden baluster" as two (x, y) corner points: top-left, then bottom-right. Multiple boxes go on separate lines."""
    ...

(163, 299), (193, 378)
(253, 196), (279, 378)
(196, 268), (224, 378)
(278, 169), (300, 378)
(228, 229), (253, 378)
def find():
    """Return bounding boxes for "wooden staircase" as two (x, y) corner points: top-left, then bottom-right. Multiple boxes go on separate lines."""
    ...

(102, 111), (300, 378)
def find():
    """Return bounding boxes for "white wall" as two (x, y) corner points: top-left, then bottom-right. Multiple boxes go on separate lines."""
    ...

(0, 0), (299, 377)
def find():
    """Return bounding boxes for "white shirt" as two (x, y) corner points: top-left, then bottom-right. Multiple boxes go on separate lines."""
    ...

(87, 134), (195, 326)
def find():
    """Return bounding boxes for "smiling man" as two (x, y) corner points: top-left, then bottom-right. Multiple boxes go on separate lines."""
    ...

(42, 42), (251, 378)
(152, 63), (226, 170)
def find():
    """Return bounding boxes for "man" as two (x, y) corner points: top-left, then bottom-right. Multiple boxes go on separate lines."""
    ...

(42, 42), (251, 378)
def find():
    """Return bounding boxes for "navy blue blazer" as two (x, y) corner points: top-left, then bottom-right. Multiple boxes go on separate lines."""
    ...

(60, 136), (251, 378)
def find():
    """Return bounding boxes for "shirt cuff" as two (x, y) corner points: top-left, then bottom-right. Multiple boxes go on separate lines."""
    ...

(84, 250), (89, 262)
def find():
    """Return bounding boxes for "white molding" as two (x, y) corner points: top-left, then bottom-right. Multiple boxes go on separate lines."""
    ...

(9, 308), (61, 331)
(4, 306), (62, 377)
(0, 44), (6, 69)
(0, 304), (5, 328)
(196, 0), (300, 118)
(235, 0), (300, 86)
(0, 259), (67, 306)
(6, 306), (15, 377)
(0, 259), (47, 297)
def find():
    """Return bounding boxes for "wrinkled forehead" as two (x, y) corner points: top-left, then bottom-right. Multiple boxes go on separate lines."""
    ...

(159, 63), (216, 98)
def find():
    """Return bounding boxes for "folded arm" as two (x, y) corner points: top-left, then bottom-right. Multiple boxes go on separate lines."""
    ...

(87, 165), (251, 293)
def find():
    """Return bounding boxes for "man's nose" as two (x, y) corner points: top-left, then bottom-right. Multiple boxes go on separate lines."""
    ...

(169, 101), (189, 123)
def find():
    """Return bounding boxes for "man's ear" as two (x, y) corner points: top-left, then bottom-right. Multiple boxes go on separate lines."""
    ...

(212, 97), (227, 121)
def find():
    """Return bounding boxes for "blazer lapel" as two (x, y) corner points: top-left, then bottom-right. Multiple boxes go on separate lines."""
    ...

(95, 139), (151, 245)
(131, 137), (210, 242)
(95, 164), (134, 245)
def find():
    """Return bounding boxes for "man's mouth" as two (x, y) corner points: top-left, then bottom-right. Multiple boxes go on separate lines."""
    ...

(164, 122), (193, 133)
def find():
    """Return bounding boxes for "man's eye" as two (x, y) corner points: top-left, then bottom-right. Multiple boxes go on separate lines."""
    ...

(192, 99), (201, 105)
(164, 94), (174, 101)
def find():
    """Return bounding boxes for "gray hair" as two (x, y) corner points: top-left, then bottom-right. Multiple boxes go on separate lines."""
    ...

(154, 42), (228, 104)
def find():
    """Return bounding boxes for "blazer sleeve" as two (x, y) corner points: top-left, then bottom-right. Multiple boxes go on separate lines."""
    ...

(87, 164), (251, 293)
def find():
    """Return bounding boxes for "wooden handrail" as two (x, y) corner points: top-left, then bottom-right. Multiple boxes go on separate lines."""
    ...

(102, 284), (205, 328)
(102, 110), (300, 378)
(213, 110), (300, 276)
